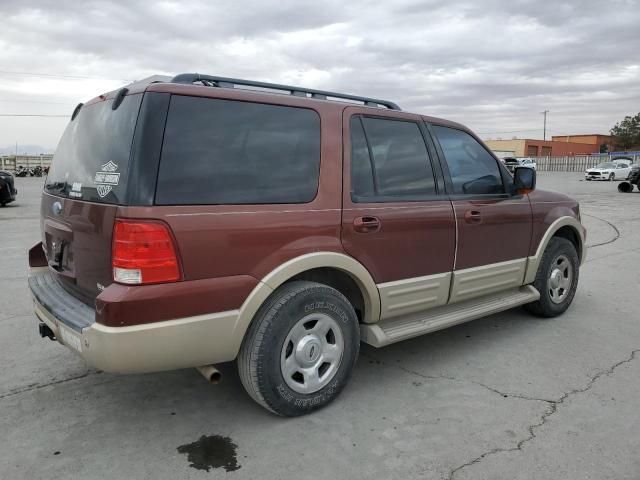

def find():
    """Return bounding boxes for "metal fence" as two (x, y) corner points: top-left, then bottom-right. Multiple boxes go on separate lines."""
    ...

(0, 154), (53, 172)
(526, 154), (640, 172)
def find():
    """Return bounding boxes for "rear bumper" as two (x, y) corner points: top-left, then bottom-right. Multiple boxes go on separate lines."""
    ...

(29, 268), (241, 373)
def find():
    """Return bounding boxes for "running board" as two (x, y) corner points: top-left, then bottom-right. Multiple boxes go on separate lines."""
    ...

(361, 286), (540, 347)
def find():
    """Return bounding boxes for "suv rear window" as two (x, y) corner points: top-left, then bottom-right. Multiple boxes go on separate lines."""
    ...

(45, 93), (142, 204)
(155, 96), (321, 205)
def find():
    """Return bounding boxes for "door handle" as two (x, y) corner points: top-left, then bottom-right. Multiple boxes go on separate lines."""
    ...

(353, 216), (381, 233)
(464, 210), (482, 224)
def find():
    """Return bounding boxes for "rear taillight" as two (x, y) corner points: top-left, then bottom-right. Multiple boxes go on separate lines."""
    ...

(112, 219), (181, 285)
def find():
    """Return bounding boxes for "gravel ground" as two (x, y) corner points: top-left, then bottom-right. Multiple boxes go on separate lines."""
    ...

(1, 173), (638, 479)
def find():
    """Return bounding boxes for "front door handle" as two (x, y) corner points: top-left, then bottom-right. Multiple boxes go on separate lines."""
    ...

(464, 210), (482, 224)
(353, 216), (381, 233)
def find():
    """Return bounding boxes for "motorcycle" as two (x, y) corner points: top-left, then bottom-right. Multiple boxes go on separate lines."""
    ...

(15, 166), (31, 177)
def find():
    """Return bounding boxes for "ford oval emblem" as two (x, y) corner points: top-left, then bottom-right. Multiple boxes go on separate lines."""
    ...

(52, 201), (62, 215)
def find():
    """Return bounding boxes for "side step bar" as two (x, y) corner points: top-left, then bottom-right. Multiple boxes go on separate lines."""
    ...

(361, 286), (540, 347)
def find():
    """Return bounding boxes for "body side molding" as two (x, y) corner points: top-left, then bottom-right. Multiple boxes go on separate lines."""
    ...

(378, 272), (451, 319)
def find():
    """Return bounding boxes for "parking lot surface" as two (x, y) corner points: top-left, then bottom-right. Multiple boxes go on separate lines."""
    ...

(1, 173), (639, 479)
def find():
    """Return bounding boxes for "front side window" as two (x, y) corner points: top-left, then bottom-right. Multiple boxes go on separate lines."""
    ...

(432, 126), (504, 195)
(350, 116), (436, 202)
(156, 96), (321, 205)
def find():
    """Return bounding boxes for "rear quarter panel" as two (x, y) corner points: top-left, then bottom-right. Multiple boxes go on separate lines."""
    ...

(116, 101), (345, 284)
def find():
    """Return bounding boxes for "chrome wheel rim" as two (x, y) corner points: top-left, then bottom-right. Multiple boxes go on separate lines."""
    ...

(280, 313), (344, 394)
(548, 254), (573, 304)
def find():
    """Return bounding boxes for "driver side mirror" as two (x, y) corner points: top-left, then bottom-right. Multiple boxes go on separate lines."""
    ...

(513, 166), (536, 194)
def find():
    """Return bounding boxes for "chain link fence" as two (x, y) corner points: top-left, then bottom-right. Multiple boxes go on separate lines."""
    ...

(526, 154), (640, 172)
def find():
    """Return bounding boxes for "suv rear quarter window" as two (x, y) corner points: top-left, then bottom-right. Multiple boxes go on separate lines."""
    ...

(155, 96), (321, 205)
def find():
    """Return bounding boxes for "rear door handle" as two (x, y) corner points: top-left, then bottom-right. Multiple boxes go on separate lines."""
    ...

(464, 210), (482, 224)
(353, 216), (381, 233)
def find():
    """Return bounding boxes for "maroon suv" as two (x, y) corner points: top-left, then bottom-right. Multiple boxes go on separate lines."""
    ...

(29, 74), (586, 416)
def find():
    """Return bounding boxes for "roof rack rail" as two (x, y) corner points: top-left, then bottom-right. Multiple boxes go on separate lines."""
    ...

(170, 73), (401, 111)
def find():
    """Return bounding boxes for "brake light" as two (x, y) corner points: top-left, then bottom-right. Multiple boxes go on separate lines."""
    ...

(112, 219), (181, 285)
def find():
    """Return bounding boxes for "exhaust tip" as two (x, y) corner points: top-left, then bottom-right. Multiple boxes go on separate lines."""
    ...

(618, 181), (633, 193)
(196, 365), (222, 384)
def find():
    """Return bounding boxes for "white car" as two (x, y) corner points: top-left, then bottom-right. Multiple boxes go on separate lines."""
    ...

(585, 161), (632, 181)
(519, 158), (537, 170)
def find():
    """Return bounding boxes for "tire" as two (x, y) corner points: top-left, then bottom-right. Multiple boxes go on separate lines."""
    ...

(524, 237), (579, 317)
(238, 280), (360, 416)
(609, 173), (615, 181)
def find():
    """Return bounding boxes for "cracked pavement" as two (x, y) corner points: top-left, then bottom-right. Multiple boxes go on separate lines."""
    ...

(1, 174), (639, 479)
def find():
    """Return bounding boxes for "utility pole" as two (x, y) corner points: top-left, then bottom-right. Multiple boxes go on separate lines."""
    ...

(541, 110), (549, 141)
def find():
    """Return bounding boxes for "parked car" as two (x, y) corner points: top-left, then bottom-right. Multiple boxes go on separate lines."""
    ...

(519, 158), (537, 170)
(0, 170), (17, 206)
(627, 164), (640, 190)
(29, 74), (586, 416)
(585, 161), (631, 181)
(612, 156), (634, 165)
(503, 157), (520, 172)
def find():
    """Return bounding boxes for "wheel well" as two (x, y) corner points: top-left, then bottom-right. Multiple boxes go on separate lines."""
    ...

(553, 226), (582, 261)
(287, 268), (366, 323)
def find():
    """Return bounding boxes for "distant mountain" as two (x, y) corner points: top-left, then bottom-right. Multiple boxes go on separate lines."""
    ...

(0, 145), (54, 155)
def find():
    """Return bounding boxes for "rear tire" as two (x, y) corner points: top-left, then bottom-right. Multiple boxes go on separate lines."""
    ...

(525, 237), (579, 317)
(238, 281), (360, 416)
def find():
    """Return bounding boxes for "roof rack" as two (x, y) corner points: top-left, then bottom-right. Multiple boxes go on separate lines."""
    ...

(170, 73), (401, 111)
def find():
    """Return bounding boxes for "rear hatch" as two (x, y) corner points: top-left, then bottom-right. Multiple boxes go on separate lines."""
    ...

(41, 92), (143, 304)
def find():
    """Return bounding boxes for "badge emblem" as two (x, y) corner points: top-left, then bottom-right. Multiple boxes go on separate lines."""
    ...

(94, 161), (120, 198)
(52, 201), (62, 215)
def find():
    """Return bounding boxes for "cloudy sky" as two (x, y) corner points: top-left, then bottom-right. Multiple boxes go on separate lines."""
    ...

(1, 0), (639, 151)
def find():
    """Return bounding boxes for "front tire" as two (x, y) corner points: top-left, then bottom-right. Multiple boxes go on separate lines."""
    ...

(238, 281), (360, 416)
(609, 173), (615, 181)
(525, 237), (579, 317)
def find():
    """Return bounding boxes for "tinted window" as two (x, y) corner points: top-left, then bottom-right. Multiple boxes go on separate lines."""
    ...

(350, 117), (375, 198)
(45, 94), (142, 203)
(156, 96), (320, 205)
(351, 116), (436, 201)
(433, 126), (504, 195)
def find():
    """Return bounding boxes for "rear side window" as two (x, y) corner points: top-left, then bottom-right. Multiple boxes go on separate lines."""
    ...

(432, 126), (504, 195)
(350, 116), (436, 202)
(45, 94), (142, 204)
(155, 96), (321, 205)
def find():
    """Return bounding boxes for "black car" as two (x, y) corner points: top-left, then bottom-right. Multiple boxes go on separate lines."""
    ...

(629, 164), (640, 189)
(0, 170), (17, 206)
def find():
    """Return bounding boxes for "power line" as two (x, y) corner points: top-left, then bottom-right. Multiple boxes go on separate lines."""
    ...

(0, 99), (74, 105)
(477, 128), (543, 135)
(0, 70), (129, 82)
(0, 114), (69, 117)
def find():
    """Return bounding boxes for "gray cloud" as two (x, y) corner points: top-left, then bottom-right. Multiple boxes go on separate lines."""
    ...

(1, 0), (639, 148)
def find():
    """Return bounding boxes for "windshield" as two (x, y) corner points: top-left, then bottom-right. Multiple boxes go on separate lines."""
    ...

(595, 162), (615, 169)
(45, 93), (142, 204)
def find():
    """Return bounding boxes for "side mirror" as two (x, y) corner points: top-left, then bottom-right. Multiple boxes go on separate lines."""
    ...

(513, 166), (536, 194)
